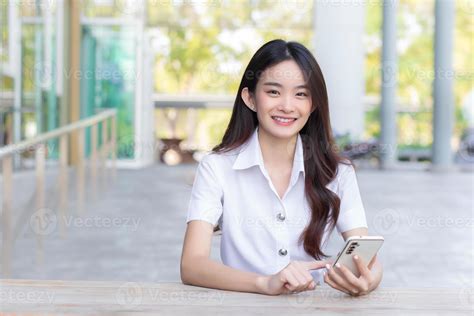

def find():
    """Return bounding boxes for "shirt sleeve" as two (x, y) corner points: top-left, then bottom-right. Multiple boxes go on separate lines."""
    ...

(335, 164), (368, 234)
(186, 155), (223, 226)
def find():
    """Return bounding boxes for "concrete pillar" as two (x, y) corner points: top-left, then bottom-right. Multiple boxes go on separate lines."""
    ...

(432, 0), (455, 170)
(380, 0), (398, 168)
(312, 0), (366, 139)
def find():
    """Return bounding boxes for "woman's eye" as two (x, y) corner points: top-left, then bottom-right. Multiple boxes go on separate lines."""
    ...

(296, 92), (308, 97)
(267, 90), (279, 96)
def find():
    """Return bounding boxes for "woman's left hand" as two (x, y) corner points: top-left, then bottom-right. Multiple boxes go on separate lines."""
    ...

(323, 255), (380, 296)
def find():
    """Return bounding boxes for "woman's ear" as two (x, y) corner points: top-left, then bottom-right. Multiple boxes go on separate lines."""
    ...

(241, 87), (256, 112)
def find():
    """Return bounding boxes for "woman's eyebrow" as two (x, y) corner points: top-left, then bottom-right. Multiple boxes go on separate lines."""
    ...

(263, 82), (283, 87)
(262, 82), (308, 89)
(295, 84), (309, 89)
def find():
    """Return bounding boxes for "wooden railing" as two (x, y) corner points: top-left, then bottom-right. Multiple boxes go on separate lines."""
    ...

(0, 109), (117, 277)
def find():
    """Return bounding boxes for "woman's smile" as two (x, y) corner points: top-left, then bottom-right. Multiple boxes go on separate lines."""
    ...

(272, 116), (297, 126)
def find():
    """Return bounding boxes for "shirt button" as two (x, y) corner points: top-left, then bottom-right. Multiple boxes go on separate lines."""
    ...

(278, 248), (288, 256)
(276, 213), (286, 221)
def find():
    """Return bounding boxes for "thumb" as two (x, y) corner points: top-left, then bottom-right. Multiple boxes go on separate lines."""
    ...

(301, 260), (328, 271)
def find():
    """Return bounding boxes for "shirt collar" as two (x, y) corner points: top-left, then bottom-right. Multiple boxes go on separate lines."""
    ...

(232, 127), (306, 177)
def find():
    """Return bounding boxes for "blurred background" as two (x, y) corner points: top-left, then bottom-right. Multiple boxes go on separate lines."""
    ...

(0, 0), (473, 290)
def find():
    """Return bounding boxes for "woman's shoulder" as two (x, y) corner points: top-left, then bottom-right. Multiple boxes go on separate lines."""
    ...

(327, 160), (357, 190)
(196, 149), (239, 173)
(335, 160), (355, 178)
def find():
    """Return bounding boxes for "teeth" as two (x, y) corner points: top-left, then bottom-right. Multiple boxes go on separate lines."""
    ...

(273, 116), (295, 123)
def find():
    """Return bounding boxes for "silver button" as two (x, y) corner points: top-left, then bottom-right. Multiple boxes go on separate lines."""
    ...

(276, 213), (286, 221)
(278, 248), (288, 256)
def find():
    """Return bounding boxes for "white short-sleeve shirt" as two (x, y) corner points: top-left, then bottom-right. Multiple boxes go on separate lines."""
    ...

(186, 127), (368, 282)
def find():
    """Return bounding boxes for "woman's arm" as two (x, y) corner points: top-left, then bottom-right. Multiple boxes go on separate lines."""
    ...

(323, 227), (383, 296)
(181, 220), (327, 295)
(180, 220), (263, 293)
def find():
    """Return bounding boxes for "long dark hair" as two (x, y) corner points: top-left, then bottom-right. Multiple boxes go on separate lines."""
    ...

(212, 39), (344, 260)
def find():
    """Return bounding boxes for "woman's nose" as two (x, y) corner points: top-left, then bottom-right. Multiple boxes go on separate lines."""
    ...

(279, 95), (294, 112)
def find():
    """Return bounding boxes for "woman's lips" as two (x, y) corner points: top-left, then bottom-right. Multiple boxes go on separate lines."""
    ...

(272, 116), (297, 126)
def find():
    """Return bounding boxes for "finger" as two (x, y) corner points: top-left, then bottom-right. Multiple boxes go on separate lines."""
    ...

(288, 264), (311, 292)
(326, 264), (359, 294)
(324, 272), (351, 295)
(353, 255), (371, 278)
(301, 260), (328, 271)
(368, 255), (377, 270)
(293, 262), (315, 291)
(305, 280), (316, 291)
(294, 261), (316, 283)
(282, 270), (300, 292)
(334, 263), (367, 292)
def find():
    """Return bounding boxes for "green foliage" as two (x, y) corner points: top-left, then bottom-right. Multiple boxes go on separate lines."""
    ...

(364, 0), (473, 149)
(2, 1), (472, 155)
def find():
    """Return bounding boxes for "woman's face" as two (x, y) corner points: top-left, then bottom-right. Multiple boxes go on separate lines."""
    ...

(242, 60), (313, 140)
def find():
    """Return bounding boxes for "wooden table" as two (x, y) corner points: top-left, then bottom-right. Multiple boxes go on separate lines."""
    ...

(1, 279), (472, 315)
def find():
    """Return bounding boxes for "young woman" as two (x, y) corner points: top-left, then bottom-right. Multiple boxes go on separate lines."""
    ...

(180, 39), (383, 296)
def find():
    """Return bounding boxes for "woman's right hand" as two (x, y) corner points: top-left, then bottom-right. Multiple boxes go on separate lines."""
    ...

(256, 260), (328, 295)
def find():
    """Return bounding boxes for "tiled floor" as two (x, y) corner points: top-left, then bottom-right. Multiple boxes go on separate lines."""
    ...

(2, 163), (473, 288)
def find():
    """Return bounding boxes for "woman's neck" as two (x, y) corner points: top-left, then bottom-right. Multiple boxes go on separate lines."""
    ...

(257, 127), (298, 170)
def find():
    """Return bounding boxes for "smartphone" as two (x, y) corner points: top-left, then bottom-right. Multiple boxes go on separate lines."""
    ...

(332, 236), (384, 277)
